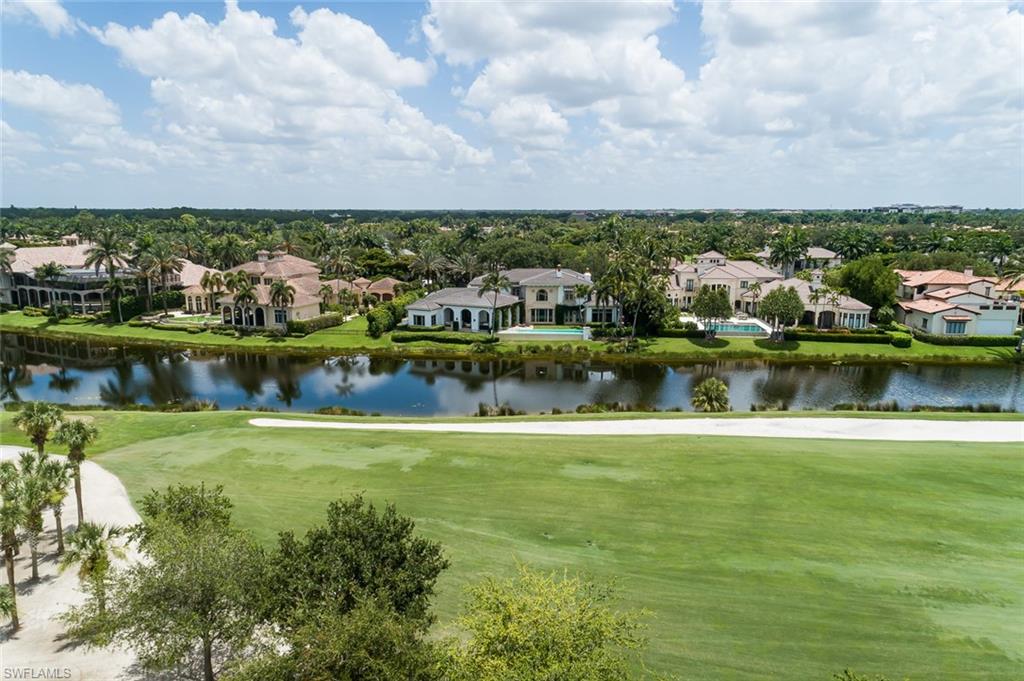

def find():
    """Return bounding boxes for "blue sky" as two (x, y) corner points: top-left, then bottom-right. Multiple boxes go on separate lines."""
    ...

(2, 1), (1021, 209)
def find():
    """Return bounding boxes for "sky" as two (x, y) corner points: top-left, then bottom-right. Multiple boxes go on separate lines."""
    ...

(2, 0), (1022, 210)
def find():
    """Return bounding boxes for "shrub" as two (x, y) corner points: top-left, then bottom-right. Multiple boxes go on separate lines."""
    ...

(314, 406), (367, 416)
(22, 306), (48, 317)
(365, 292), (420, 338)
(784, 330), (892, 344)
(889, 332), (912, 348)
(658, 327), (706, 339)
(128, 319), (151, 328)
(286, 313), (345, 336)
(475, 403), (525, 417)
(392, 331), (495, 345)
(911, 330), (1018, 347)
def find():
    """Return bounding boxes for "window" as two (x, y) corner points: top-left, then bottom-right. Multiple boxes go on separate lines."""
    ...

(413, 314), (425, 326)
(921, 318), (929, 330)
(980, 305), (990, 310)
(685, 279), (694, 292)
(531, 308), (553, 323)
(740, 281), (748, 289)
(274, 309), (286, 324)
(591, 308), (614, 324)
(536, 289), (548, 302)
(263, 278), (273, 285)
(945, 321), (967, 334)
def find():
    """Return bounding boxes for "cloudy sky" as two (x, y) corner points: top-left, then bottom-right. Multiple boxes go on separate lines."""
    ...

(2, 1), (1022, 209)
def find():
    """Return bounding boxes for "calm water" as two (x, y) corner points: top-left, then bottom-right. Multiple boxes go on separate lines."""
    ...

(1, 334), (1021, 414)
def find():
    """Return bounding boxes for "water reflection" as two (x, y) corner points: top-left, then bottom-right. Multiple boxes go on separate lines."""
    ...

(1, 333), (1019, 415)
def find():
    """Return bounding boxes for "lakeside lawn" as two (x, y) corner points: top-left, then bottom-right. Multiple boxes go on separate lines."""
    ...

(2, 410), (1020, 679)
(1, 311), (1019, 364)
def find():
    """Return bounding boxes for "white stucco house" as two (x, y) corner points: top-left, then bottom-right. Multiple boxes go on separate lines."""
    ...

(405, 287), (522, 333)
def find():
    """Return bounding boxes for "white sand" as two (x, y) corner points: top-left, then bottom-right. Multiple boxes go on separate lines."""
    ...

(250, 416), (1024, 442)
(0, 446), (142, 680)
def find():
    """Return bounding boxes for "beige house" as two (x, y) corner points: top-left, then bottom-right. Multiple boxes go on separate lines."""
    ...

(321, 276), (403, 303)
(743, 272), (871, 329)
(217, 251), (322, 329)
(894, 268), (1016, 336)
(756, 245), (843, 274)
(467, 267), (620, 325)
(667, 251), (780, 313)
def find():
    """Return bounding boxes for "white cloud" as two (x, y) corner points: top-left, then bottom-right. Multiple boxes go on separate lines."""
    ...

(1, 70), (120, 126)
(4, 0), (76, 37)
(88, 0), (489, 175)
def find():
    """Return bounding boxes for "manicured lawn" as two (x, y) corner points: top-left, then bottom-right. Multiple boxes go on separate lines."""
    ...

(0, 311), (1019, 363)
(3, 410), (1021, 679)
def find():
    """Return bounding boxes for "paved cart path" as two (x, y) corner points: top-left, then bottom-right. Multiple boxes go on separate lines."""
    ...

(250, 416), (1024, 443)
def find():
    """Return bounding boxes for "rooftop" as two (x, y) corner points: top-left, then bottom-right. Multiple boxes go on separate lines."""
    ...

(407, 287), (520, 311)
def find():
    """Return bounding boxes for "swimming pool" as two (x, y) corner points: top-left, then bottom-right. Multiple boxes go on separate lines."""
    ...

(498, 327), (588, 340)
(707, 322), (769, 335)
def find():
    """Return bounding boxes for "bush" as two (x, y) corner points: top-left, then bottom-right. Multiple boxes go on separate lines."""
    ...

(475, 403), (525, 417)
(392, 330), (494, 345)
(314, 406), (367, 416)
(22, 306), (48, 317)
(911, 330), (1019, 346)
(590, 326), (631, 339)
(784, 330), (892, 344)
(889, 332), (912, 348)
(657, 327), (706, 339)
(366, 292), (420, 338)
(286, 313), (345, 336)
(127, 319), (151, 327)
(118, 290), (185, 320)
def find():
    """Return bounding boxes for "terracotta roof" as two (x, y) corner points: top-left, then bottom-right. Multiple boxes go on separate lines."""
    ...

(368, 277), (402, 292)
(178, 259), (217, 288)
(352, 277), (372, 287)
(942, 315), (972, 322)
(897, 269), (996, 287)
(227, 254), (320, 279)
(321, 278), (356, 293)
(698, 250), (726, 259)
(923, 286), (972, 300)
(407, 287), (519, 311)
(996, 276), (1024, 293)
(9, 243), (93, 273)
(218, 283), (319, 308)
(898, 299), (978, 315)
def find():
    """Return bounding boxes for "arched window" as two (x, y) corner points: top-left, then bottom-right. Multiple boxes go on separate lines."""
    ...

(536, 290), (548, 302)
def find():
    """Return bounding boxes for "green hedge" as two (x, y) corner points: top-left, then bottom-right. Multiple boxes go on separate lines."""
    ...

(911, 330), (1019, 346)
(657, 328), (707, 339)
(286, 313), (344, 336)
(783, 330), (893, 344)
(890, 332), (912, 348)
(366, 292), (420, 338)
(392, 331), (497, 345)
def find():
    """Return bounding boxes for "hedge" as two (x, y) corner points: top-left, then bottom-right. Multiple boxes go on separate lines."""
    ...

(366, 292), (421, 338)
(118, 291), (185, 320)
(657, 327), (707, 339)
(889, 332), (912, 348)
(392, 331), (497, 345)
(783, 330), (893, 344)
(286, 313), (344, 336)
(911, 330), (1019, 347)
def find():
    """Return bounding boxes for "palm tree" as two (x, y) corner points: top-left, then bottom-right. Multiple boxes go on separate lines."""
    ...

(766, 228), (809, 278)
(0, 247), (14, 279)
(211, 234), (249, 269)
(269, 279), (296, 316)
(141, 241), (183, 316)
(808, 287), (824, 329)
(448, 252), (480, 286)
(0, 461), (24, 630)
(233, 280), (258, 325)
(747, 281), (762, 316)
(42, 458), (71, 555)
(18, 451), (49, 581)
(84, 227), (129, 279)
(104, 277), (130, 322)
(200, 271), (225, 314)
(60, 522), (125, 615)
(691, 377), (730, 412)
(318, 283), (337, 311)
(477, 270), (512, 336)
(32, 262), (66, 315)
(412, 250), (447, 289)
(827, 287), (842, 329)
(321, 246), (354, 280)
(13, 401), (64, 456)
(54, 419), (99, 526)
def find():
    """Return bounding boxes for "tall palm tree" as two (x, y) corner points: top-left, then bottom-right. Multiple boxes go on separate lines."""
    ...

(448, 252), (480, 286)
(321, 246), (354, 280)
(766, 228), (810, 279)
(827, 287), (842, 329)
(42, 458), (71, 555)
(269, 279), (296, 311)
(142, 241), (184, 316)
(84, 227), (129, 279)
(32, 262), (66, 315)
(200, 271), (225, 314)
(747, 281), (762, 316)
(808, 287), (824, 329)
(233, 280), (258, 325)
(0, 247), (14, 279)
(54, 419), (99, 526)
(318, 283), (337, 311)
(412, 250), (446, 289)
(0, 461), (25, 629)
(104, 277), (130, 322)
(477, 270), (512, 336)
(18, 451), (49, 581)
(211, 234), (249, 269)
(60, 522), (125, 615)
(12, 401), (64, 456)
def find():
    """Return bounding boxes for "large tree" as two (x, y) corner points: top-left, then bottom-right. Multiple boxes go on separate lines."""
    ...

(54, 418), (99, 525)
(477, 269), (512, 335)
(834, 255), (900, 317)
(690, 285), (732, 336)
(442, 566), (648, 681)
(269, 494), (448, 631)
(13, 401), (64, 456)
(766, 227), (810, 278)
(759, 286), (805, 335)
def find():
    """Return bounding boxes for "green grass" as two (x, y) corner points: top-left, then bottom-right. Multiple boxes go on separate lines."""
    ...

(2, 311), (1019, 364)
(2, 410), (1021, 679)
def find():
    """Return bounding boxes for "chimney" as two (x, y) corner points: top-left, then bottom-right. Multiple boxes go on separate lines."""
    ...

(555, 264), (562, 278)
(811, 269), (823, 285)
(583, 270), (592, 281)
(964, 267), (973, 277)
(271, 250), (286, 260)
(256, 250), (270, 262)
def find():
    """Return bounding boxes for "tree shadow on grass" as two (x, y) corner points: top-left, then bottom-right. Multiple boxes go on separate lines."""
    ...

(753, 339), (801, 352)
(686, 338), (729, 349)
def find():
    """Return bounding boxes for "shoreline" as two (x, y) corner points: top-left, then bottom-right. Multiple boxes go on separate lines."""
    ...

(2, 313), (1021, 367)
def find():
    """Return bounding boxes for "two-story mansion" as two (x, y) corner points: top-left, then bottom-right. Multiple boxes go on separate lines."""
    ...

(215, 250), (322, 329)
(894, 268), (1018, 336)
(667, 251), (780, 313)
(468, 267), (620, 325)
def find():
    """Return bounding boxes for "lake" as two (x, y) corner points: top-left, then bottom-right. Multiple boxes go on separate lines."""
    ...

(1, 333), (1020, 415)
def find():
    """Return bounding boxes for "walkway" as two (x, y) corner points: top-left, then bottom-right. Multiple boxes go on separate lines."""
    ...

(250, 416), (1024, 443)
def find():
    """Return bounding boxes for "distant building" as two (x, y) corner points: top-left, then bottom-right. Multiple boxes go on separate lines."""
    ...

(667, 251), (779, 313)
(755, 246), (842, 273)
(217, 250), (323, 329)
(869, 204), (964, 214)
(468, 267), (619, 325)
(894, 268), (1017, 336)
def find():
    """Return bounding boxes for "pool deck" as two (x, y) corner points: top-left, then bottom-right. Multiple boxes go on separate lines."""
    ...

(497, 325), (591, 341)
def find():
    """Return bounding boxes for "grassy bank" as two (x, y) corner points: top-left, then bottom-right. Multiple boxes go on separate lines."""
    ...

(2, 311), (1020, 365)
(2, 410), (1021, 679)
